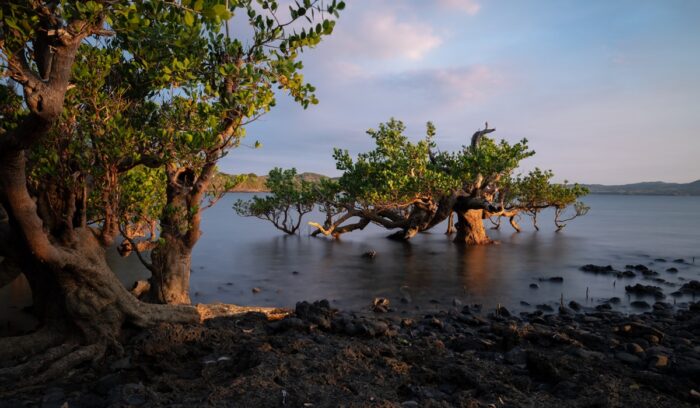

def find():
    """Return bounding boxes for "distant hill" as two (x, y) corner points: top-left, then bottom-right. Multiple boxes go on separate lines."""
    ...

(583, 180), (700, 196)
(215, 171), (330, 192)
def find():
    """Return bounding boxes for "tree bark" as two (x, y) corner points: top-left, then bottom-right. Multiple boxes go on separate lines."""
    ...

(148, 237), (192, 304)
(453, 209), (491, 245)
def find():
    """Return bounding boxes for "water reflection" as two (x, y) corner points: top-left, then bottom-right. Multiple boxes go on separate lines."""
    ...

(2, 194), (700, 330)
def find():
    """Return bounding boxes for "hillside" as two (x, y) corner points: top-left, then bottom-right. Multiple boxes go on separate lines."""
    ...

(216, 171), (330, 192)
(583, 180), (700, 196)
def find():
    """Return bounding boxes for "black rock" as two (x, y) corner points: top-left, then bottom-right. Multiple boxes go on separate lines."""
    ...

(654, 258), (667, 262)
(625, 284), (665, 299)
(580, 264), (615, 274)
(665, 267), (678, 273)
(680, 280), (700, 294)
(609, 297), (621, 304)
(538, 277), (564, 283)
(536, 304), (554, 312)
(672, 258), (685, 264)
(618, 270), (636, 278)
(568, 301), (582, 311)
(529, 283), (539, 289)
(630, 300), (650, 309)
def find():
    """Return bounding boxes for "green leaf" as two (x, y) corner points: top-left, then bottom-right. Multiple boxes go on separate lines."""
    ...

(184, 11), (195, 26)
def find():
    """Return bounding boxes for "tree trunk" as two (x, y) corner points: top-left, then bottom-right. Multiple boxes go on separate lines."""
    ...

(148, 237), (192, 304)
(453, 209), (491, 245)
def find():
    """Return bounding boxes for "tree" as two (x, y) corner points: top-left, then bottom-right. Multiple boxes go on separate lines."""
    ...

(251, 119), (588, 243)
(0, 0), (343, 384)
(234, 167), (317, 234)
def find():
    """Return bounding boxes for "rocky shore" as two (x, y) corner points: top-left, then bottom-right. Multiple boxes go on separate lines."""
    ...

(2, 297), (699, 407)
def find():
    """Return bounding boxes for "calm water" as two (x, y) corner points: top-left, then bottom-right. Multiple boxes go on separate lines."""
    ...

(2, 194), (700, 332)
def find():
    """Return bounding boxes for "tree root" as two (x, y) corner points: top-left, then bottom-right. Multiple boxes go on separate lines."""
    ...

(0, 342), (106, 393)
(196, 303), (290, 321)
(0, 325), (66, 361)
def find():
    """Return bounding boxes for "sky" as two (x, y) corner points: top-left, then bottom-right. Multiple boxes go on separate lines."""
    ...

(221, 0), (700, 184)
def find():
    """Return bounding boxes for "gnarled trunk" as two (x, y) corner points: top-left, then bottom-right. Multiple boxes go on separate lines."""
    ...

(453, 209), (491, 245)
(148, 237), (192, 304)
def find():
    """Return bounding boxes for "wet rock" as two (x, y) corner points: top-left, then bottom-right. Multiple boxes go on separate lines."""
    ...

(654, 258), (667, 262)
(609, 297), (621, 304)
(679, 280), (700, 294)
(595, 303), (612, 311)
(251, 287), (261, 294)
(538, 276), (564, 283)
(618, 270), (636, 278)
(292, 270), (300, 275)
(496, 305), (511, 317)
(665, 267), (678, 273)
(631, 300), (651, 309)
(400, 296), (412, 304)
(269, 317), (308, 333)
(529, 283), (539, 289)
(520, 301), (531, 307)
(626, 264), (653, 272)
(362, 250), (377, 259)
(452, 298), (462, 307)
(110, 357), (131, 370)
(580, 264), (615, 274)
(568, 301), (582, 311)
(372, 297), (390, 313)
(536, 304), (554, 312)
(626, 343), (645, 355)
(625, 284), (665, 298)
(672, 258), (685, 264)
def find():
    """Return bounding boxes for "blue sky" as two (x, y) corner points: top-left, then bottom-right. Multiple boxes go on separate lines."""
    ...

(221, 0), (700, 184)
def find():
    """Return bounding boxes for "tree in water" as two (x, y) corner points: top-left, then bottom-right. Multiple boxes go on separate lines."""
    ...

(251, 119), (588, 243)
(233, 167), (319, 234)
(0, 0), (344, 385)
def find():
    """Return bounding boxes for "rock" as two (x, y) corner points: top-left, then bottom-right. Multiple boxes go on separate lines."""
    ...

(680, 280), (700, 294)
(362, 250), (377, 259)
(631, 300), (650, 309)
(372, 297), (390, 313)
(452, 298), (462, 307)
(520, 301), (531, 307)
(401, 402), (419, 408)
(654, 258), (667, 262)
(529, 283), (539, 289)
(400, 296), (412, 304)
(665, 267), (678, 273)
(295, 300), (333, 330)
(626, 264), (653, 273)
(251, 287), (261, 294)
(626, 343), (645, 355)
(538, 276), (564, 283)
(110, 357), (131, 370)
(292, 270), (300, 275)
(625, 284), (665, 298)
(568, 301), (582, 311)
(672, 258), (685, 264)
(595, 303), (612, 311)
(615, 352), (642, 365)
(609, 297), (621, 304)
(496, 305), (511, 317)
(618, 270), (636, 278)
(650, 354), (669, 369)
(536, 304), (554, 312)
(580, 264), (615, 274)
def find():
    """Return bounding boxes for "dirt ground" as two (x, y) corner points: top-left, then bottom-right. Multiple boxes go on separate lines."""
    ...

(1, 299), (699, 407)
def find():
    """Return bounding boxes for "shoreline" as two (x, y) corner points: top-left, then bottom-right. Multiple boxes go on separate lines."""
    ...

(2, 299), (698, 407)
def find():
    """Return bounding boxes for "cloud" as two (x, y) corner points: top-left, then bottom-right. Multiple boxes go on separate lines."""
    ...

(437, 0), (481, 16)
(387, 65), (503, 106)
(333, 13), (442, 61)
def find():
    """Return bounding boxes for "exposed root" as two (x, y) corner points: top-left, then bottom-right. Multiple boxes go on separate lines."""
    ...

(196, 303), (290, 321)
(0, 326), (66, 361)
(0, 342), (76, 381)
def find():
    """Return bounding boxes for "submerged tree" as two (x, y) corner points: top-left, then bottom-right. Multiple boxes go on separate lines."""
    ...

(233, 167), (317, 234)
(244, 119), (589, 243)
(0, 0), (343, 383)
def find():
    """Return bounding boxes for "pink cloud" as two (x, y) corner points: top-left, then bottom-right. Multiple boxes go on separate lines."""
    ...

(438, 0), (481, 16)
